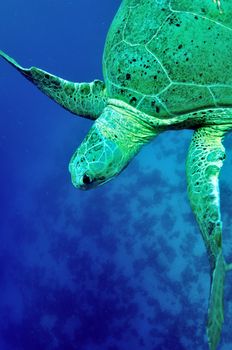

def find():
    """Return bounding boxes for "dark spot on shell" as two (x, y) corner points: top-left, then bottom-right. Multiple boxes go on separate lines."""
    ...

(130, 97), (137, 103)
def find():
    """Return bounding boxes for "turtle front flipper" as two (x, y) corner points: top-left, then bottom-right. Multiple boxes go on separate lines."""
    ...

(0, 50), (106, 120)
(186, 125), (231, 350)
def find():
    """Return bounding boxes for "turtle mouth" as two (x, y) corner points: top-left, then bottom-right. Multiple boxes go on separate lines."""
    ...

(75, 173), (96, 190)
(69, 161), (94, 190)
(80, 174), (97, 190)
(70, 169), (112, 190)
(82, 174), (93, 186)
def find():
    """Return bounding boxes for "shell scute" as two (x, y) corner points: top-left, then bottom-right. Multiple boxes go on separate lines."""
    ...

(158, 84), (215, 114)
(136, 96), (169, 117)
(171, 0), (232, 29)
(124, 0), (170, 45)
(147, 12), (232, 85)
(107, 83), (143, 108)
(105, 41), (170, 96)
(210, 86), (232, 106)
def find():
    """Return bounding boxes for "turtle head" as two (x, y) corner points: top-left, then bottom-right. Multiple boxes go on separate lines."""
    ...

(69, 125), (126, 190)
(69, 105), (155, 190)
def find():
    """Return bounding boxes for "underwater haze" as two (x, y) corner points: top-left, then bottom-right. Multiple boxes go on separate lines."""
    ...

(0, 1), (232, 350)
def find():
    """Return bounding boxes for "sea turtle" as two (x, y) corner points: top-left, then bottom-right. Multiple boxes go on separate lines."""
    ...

(1, 0), (232, 349)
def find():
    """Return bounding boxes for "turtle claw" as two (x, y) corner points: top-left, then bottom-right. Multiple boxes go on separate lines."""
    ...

(213, 0), (223, 13)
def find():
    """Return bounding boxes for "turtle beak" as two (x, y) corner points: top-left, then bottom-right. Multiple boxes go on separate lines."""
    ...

(69, 170), (96, 190)
(79, 174), (96, 190)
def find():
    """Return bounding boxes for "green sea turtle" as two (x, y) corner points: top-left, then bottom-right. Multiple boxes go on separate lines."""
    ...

(1, 0), (232, 349)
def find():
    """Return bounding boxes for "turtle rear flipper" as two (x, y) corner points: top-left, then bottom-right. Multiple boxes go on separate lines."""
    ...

(208, 256), (232, 349)
(186, 124), (232, 350)
(207, 252), (226, 350)
(0, 50), (106, 119)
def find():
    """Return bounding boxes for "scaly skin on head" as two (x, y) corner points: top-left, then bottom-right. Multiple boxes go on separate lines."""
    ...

(69, 103), (158, 190)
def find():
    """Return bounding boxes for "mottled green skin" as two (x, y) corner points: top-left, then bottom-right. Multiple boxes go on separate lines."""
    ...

(1, 1), (232, 350)
(186, 125), (228, 350)
(69, 104), (156, 188)
(0, 51), (106, 120)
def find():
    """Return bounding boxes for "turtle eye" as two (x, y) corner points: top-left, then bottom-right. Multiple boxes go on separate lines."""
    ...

(82, 174), (92, 185)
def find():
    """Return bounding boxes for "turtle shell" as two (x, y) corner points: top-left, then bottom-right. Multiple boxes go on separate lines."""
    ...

(103, 0), (232, 118)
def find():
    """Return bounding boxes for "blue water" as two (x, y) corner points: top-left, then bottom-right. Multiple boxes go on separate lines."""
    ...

(0, 1), (232, 349)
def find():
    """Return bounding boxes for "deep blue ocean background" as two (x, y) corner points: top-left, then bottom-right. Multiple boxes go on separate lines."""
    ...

(0, 1), (232, 349)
